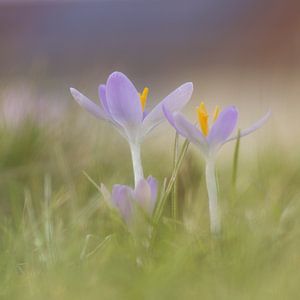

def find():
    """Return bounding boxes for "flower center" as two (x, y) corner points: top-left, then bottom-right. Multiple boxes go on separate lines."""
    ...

(139, 87), (149, 112)
(196, 102), (220, 136)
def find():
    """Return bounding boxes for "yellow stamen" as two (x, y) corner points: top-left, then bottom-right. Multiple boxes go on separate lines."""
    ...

(139, 87), (149, 111)
(197, 102), (209, 136)
(213, 106), (220, 122)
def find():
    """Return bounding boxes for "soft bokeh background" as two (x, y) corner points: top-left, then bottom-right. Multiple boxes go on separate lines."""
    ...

(1, 2), (300, 299)
(0, 0), (299, 149)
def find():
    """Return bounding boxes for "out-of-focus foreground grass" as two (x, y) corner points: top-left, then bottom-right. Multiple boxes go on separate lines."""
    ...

(0, 108), (299, 300)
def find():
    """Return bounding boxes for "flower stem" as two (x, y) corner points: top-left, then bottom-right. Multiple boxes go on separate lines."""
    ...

(129, 142), (144, 187)
(205, 158), (221, 234)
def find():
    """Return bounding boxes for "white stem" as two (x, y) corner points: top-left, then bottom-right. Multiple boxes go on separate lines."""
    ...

(205, 158), (221, 234)
(129, 142), (144, 187)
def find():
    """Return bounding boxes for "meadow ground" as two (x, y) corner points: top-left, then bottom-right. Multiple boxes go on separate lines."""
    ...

(0, 112), (299, 300)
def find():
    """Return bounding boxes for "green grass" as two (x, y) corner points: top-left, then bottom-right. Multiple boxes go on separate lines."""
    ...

(0, 117), (299, 300)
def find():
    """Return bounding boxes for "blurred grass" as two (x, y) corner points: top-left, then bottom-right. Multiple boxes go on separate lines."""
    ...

(0, 112), (299, 300)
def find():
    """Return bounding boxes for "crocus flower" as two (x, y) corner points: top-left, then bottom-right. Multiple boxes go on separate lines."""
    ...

(163, 102), (270, 233)
(101, 176), (158, 224)
(70, 72), (193, 187)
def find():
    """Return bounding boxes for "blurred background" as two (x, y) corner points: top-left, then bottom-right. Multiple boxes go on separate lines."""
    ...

(0, 0), (299, 151)
(0, 0), (299, 142)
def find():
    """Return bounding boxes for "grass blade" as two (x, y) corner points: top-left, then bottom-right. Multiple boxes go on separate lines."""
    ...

(153, 138), (189, 226)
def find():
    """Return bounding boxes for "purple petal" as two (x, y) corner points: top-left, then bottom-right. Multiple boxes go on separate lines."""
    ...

(111, 184), (134, 222)
(225, 110), (271, 144)
(162, 104), (178, 130)
(162, 105), (194, 140)
(133, 179), (153, 215)
(106, 72), (143, 129)
(207, 106), (238, 146)
(173, 113), (207, 149)
(98, 84), (111, 116)
(143, 110), (149, 120)
(142, 82), (193, 135)
(70, 88), (107, 119)
(163, 106), (207, 150)
(146, 176), (158, 212)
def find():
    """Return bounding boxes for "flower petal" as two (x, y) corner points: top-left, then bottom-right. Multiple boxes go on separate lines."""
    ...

(225, 110), (271, 144)
(162, 104), (177, 130)
(98, 84), (111, 116)
(142, 82), (193, 136)
(134, 179), (153, 215)
(207, 106), (238, 147)
(163, 106), (207, 150)
(147, 176), (158, 212)
(111, 184), (134, 222)
(106, 72), (143, 130)
(70, 88), (107, 119)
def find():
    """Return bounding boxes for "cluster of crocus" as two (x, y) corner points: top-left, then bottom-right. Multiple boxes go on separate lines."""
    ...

(70, 72), (193, 187)
(70, 71), (270, 232)
(101, 176), (158, 224)
(70, 71), (192, 223)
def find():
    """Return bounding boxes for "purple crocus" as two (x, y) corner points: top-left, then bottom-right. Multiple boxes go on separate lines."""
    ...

(70, 72), (193, 187)
(163, 102), (270, 234)
(101, 176), (158, 223)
